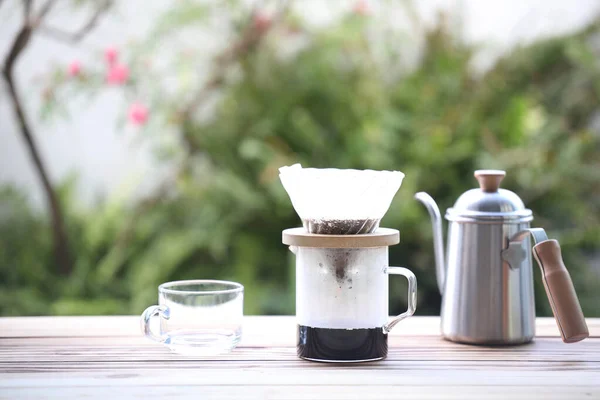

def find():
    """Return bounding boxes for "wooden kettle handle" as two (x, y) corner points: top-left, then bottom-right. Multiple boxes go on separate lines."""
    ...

(532, 240), (589, 343)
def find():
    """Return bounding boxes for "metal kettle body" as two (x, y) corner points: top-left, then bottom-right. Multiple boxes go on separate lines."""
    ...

(416, 170), (588, 345)
(442, 215), (535, 344)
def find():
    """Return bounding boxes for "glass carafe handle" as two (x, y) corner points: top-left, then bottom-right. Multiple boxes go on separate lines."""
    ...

(384, 267), (417, 334)
(140, 305), (170, 343)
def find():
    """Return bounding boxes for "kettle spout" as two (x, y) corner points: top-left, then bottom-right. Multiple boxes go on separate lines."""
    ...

(415, 192), (445, 295)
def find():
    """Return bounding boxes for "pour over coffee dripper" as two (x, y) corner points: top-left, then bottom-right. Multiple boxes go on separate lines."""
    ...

(279, 164), (405, 234)
(280, 164), (417, 363)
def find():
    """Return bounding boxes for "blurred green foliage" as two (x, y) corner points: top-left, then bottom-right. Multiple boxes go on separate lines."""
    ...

(1, 3), (599, 317)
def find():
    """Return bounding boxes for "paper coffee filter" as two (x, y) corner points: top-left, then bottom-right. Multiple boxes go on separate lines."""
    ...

(279, 164), (404, 234)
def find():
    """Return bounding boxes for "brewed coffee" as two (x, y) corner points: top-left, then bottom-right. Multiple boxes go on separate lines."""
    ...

(297, 325), (388, 361)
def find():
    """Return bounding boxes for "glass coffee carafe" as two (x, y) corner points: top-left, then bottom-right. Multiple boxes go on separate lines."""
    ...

(279, 164), (417, 362)
(283, 228), (416, 362)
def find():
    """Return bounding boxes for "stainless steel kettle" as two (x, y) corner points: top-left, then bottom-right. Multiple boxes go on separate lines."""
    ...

(415, 170), (589, 345)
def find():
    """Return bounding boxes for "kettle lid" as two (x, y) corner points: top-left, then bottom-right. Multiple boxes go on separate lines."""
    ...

(445, 170), (533, 223)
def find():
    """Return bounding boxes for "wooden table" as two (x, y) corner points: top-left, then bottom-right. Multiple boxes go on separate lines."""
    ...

(0, 316), (599, 399)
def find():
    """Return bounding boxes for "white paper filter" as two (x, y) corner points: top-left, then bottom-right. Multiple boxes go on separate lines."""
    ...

(279, 164), (404, 234)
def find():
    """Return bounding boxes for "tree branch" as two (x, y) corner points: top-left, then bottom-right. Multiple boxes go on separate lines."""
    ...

(23, 0), (32, 19)
(3, 71), (73, 275)
(2, 0), (113, 275)
(38, 0), (111, 43)
(35, 0), (57, 21)
(4, 15), (33, 84)
(2, 4), (72, 274)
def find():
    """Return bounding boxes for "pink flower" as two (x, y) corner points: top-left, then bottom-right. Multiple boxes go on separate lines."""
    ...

(352, 0), (370, 15)
(106, 64), (129, 85)
(105, 46), (118, 65)
(253, 11), (272, 33)
(128, 102), (149, 126)
(68, 60), (81, 77)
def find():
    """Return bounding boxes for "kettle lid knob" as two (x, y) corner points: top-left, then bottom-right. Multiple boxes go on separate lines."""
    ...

(474, 170), (506, 193)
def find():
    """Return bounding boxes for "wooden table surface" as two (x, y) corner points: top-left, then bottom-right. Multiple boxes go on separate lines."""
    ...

(1, 316), (599, 399)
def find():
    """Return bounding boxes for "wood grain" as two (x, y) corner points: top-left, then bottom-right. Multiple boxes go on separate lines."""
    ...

(0, 316), (599, 399)
(2, 316), (599, 339)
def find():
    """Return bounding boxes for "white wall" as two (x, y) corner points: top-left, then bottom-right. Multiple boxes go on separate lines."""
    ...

(1, 0), (598, 208)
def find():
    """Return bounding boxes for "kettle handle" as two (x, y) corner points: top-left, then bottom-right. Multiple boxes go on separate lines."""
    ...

(507, 229), (589, 343)
(533, 239), (589, 343)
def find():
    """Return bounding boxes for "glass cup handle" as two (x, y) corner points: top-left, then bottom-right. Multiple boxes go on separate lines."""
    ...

(140, 305), (170, 343)
(383, 267), (417, 334)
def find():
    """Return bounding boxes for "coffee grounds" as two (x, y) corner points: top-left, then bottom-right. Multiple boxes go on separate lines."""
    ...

(303, 218), (379, 235)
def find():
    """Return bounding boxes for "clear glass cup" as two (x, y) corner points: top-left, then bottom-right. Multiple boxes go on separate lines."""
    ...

(141, 280), (244, 355)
